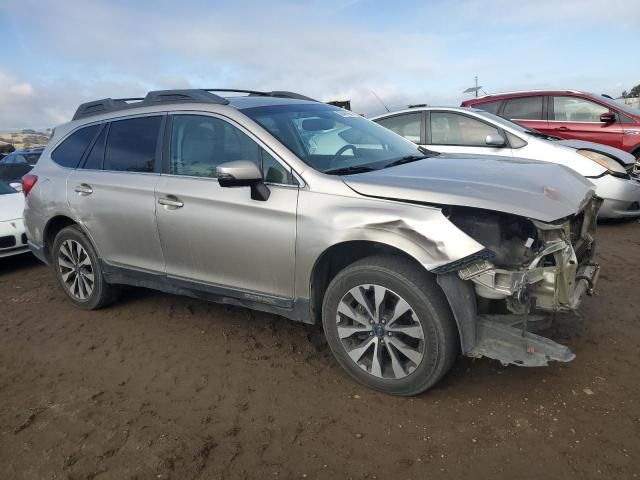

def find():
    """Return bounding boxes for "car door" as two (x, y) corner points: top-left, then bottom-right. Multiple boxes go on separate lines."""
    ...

(155, 113), (298, 301)
(425, 111), (513, 157)
(66, 115), (166, 273)
(501, 95), (550, 135)
(549, 95), (625, 149)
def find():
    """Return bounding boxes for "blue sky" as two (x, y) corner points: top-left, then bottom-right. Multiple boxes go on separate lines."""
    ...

(1, 0), (639, 129)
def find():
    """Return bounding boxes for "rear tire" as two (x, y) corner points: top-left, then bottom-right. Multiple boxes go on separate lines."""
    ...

(52, 225), (117, 310)
(322, 255), (458, 396)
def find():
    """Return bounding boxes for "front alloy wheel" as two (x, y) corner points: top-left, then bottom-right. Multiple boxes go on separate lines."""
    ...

(336, 284), (426, 379)
(322, 255), (458, 396)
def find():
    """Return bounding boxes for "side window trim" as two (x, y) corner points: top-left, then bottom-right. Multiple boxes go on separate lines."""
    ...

(165, 111), (301, 186)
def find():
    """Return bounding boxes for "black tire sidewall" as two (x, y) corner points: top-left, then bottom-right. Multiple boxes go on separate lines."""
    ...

(52, 226), (108, 310)
(322, 259), (455, 396)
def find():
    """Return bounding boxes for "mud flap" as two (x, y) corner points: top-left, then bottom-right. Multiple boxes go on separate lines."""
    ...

(469, 316), (575, 367)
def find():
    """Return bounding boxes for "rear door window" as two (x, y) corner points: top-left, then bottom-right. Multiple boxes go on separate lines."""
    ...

(375, 112), (422, 143)
(104, 116), (162, 172)
(503, 96), (544, 120)
(429, 112), (500, 147)
(51, 125), (100, 168)
(473, 100), (502, 115)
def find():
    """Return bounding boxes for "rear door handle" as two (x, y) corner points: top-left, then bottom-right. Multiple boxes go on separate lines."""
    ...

(558, 126), (570, 131)
(158, 196), (184, 209)
(74, 183), (93, 196)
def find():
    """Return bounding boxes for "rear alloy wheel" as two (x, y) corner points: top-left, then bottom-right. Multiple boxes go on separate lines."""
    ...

(322, 255), (458, 396)
(58, 239), (95, 300)
(52, 225), (117, 310)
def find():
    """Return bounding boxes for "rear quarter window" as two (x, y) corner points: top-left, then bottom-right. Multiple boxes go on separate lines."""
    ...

(51, 125), (100, 168)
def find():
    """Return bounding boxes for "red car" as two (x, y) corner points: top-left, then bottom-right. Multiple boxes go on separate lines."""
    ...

(462, 90), (640, 159)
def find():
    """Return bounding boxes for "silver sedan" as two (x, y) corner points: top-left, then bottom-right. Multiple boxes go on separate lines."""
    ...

(372, 106), (640, 219)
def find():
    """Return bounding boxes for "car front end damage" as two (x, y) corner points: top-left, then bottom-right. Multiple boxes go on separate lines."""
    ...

(435, 195), (602, 367)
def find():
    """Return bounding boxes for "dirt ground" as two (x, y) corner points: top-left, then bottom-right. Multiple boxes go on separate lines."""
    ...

(1, 221), (639, 480)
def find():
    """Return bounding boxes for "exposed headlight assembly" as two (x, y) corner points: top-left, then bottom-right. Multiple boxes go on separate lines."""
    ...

(578, 149), (628, 176)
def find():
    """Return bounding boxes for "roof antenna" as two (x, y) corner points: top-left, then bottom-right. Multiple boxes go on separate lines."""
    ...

(371, 90), (390, 112)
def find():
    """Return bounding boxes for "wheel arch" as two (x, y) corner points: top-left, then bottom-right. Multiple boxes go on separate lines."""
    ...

(309, 240), (430, 326)
(42, 215), (99, 263)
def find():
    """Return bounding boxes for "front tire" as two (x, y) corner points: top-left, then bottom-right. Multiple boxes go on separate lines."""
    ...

(322, 255), (459, 396)
(52, 225), (117, 310)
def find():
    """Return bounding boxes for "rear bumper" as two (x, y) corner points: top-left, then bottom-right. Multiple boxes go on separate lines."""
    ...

(591, 174), (640, 218)
(28, 240), (48, 264)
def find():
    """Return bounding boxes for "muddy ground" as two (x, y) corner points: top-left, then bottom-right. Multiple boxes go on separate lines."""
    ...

(1, 221), (639, 480)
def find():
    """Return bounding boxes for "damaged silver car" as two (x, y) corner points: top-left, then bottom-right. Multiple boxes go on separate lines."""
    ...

(24, 89), (601, 395)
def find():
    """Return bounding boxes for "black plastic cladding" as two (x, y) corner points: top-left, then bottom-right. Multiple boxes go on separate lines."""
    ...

(72, 89), (318, 121)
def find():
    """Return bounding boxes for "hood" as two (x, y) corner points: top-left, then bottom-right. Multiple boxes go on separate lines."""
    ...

(342, 154), (595, 222)
(554, 139), (635, 165)
(0, 192), (25, 221)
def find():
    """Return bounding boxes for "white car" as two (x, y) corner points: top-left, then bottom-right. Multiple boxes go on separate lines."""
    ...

(0, 181), (29, 258)
(371, 107), (640, 219)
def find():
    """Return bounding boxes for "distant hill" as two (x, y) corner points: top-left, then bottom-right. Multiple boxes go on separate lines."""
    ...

(0, 129), (51, 150)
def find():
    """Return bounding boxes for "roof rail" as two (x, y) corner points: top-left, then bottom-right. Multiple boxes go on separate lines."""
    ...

(205, 89), (318, 102)
(72, 89), (231, 121)
(72, 88), (318, 121)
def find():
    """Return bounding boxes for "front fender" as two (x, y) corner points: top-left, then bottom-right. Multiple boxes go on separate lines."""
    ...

(294, 190), (485, 299)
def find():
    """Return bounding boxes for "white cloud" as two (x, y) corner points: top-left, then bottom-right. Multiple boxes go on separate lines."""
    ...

(0, 0), (638, 128)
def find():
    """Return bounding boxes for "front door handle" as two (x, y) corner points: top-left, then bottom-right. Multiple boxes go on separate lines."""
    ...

(558, 126), (570, 131)
(158, 196), (184, 209)
(74, 183), (93, 196)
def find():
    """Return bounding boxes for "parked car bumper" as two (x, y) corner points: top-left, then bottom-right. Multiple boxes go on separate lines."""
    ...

(591, 174), (640, 219)
(0, 218), (30, 258)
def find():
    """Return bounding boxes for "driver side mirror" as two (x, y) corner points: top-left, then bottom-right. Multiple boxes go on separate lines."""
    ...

(9, 182), (23, 192)
(485, 133), (506, 147)
(600, 112), (616, 123)
(216, 160), (270, 201)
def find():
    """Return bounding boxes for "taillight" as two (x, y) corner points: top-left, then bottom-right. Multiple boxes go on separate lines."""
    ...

(22, 174), (38, 197)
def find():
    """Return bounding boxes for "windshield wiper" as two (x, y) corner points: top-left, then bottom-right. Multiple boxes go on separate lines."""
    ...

(324, 165), (377, 175)
(382, 154), (431, 169)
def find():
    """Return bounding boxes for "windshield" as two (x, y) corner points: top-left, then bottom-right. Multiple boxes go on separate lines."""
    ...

(596, 95), (640, 116)
(241, 103), (434, 174)
(0, 180), (17, 195)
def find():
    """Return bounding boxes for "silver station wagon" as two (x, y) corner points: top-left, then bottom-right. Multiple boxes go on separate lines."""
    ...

(24, 89), (601, 395)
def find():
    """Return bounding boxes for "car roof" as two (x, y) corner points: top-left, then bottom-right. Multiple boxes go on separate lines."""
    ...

(465, 90), (593, 103)
(370, 106), (485, 119)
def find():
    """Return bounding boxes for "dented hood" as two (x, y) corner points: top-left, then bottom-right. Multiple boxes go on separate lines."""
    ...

(343, 154), (596, 222)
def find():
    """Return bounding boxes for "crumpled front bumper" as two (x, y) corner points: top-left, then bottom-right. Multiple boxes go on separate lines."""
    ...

(457, 203), (600, 314)
(440, 196), (602, 367)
